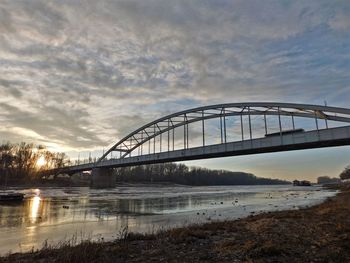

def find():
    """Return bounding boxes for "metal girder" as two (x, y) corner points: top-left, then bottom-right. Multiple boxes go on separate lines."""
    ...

(99, 102), (350, 162)
(113, 149), (129, 152)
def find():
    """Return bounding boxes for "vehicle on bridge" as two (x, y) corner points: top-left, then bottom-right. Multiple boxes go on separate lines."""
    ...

(265, 128), (305, 137)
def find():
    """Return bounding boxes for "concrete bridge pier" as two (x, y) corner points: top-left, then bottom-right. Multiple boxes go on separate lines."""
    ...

(91, 168), (116, 188)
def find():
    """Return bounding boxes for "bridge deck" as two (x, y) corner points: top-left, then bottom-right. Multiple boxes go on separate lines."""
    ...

(61, 125), (350, 173)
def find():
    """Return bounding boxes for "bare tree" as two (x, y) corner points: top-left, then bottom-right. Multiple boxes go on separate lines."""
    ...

(0, 142), (71, 184)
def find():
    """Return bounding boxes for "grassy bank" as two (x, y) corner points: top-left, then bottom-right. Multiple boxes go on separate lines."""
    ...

(1, 184), (350, 263)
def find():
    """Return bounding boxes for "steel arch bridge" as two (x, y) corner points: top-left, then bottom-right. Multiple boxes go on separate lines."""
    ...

(62, 102), (350, 173)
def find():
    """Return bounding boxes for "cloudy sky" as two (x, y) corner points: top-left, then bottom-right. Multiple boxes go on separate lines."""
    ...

(1, 0), (350, 181)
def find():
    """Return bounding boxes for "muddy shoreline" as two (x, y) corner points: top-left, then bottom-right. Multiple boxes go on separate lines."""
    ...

(1, 184), (349, 262)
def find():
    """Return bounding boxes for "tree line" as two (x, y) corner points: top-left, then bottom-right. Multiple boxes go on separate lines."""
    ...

(316, 166), (350, 184)
(114, 163), (290, 186)
(0, 142), (70, 184)
(340, 166), (350, 180)
(317, 176), (341, 184)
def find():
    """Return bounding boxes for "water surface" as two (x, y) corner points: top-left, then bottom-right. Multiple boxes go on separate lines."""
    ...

(0, 184), (336, 254)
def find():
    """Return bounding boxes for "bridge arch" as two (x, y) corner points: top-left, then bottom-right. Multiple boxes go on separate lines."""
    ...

(98, 102), (350, 162)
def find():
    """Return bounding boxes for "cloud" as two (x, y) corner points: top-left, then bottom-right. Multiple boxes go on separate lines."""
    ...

(0, 101), (104, 151)
(0, 0), (349, 157)
(329, 11), (350, 31)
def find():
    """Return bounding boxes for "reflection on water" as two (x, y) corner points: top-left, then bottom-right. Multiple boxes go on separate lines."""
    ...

(0, 185), (337, 254)
(30, 196), (41, 223)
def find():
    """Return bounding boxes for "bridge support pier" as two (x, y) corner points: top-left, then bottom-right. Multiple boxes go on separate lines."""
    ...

(90, 168), (116, 188)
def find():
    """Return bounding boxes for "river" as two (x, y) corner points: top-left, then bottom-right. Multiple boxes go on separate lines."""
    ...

(0, 184), (337, 255)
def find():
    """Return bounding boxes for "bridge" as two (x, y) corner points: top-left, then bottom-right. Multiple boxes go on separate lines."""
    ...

(54, 102), (350, 187)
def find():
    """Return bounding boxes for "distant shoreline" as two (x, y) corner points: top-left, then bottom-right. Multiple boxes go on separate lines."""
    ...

(1, 183), (348, 262)
(1, 180), (292, 189)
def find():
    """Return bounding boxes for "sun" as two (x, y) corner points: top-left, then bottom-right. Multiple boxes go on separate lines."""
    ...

(36, 156), (46, 167)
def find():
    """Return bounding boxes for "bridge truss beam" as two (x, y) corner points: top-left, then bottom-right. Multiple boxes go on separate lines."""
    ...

(98, 102), (350, 163)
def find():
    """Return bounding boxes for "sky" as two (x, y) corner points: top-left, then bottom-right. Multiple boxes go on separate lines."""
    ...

(0, 0), (350, 181)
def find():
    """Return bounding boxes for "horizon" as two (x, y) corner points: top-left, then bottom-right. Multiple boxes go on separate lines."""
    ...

(1, 1), (350, 182)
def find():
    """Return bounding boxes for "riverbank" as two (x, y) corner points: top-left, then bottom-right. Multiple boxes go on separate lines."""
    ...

(1, 184), (349, 262)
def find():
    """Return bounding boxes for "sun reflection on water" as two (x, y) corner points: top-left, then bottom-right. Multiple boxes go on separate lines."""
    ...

(30, 196), (41, 223)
